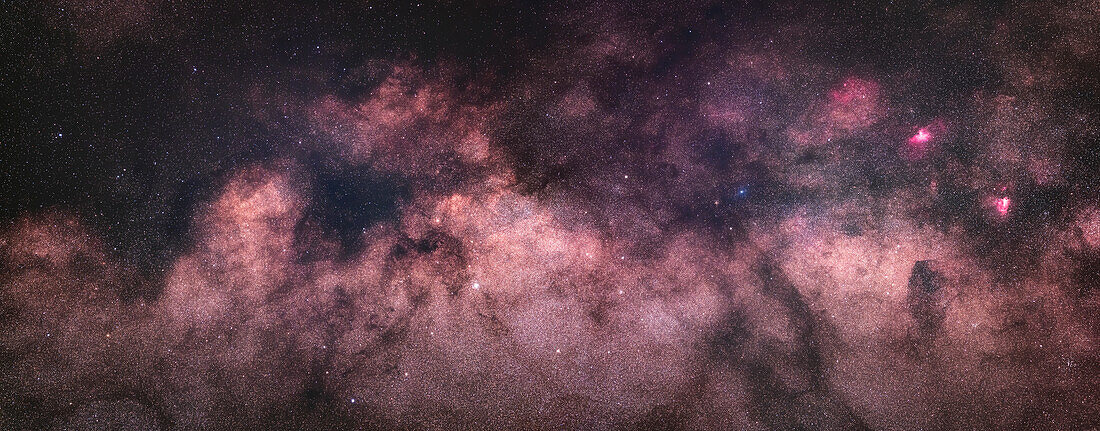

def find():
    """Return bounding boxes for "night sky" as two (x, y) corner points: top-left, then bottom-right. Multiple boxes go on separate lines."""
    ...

(2, 1), (1100, 429)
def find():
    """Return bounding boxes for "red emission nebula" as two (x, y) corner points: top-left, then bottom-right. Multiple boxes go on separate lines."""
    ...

(2, 1), (1100, 430)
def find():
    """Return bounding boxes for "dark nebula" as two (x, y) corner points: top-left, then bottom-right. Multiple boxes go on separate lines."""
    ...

(3, 1), (1100, 429)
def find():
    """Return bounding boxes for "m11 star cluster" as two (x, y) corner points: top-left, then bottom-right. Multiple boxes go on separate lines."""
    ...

(2, 1), (1100, 430)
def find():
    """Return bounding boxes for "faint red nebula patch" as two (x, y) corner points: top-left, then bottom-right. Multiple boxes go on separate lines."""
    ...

(789, 76), (883, 147)
(826, 77), (882, 131)
(828, 77), (878, 105)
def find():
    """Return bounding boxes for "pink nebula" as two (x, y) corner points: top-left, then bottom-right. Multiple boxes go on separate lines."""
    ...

(909, 128), (932, 145)
(996, 196), (1011, 215)
(903, 120), (946, 160)
(829, 77), (878, 104)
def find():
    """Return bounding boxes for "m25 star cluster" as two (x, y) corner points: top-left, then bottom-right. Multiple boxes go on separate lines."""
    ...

(2, 1), (1100, 430)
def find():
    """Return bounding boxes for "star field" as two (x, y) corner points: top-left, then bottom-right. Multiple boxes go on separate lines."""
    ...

(2, 1), (1100, 430)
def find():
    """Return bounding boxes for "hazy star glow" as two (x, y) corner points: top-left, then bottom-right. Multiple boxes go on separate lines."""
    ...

(2, 1), (1100, 430)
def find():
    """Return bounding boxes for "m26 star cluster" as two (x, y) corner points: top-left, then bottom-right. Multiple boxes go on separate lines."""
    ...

(2, 1), (1100, 430)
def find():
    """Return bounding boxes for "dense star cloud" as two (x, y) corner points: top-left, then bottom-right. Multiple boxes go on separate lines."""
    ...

(2, 1), (1100, 429)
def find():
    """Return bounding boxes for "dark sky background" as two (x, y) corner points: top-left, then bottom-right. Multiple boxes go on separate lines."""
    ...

(2, 1), (1099, 429)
